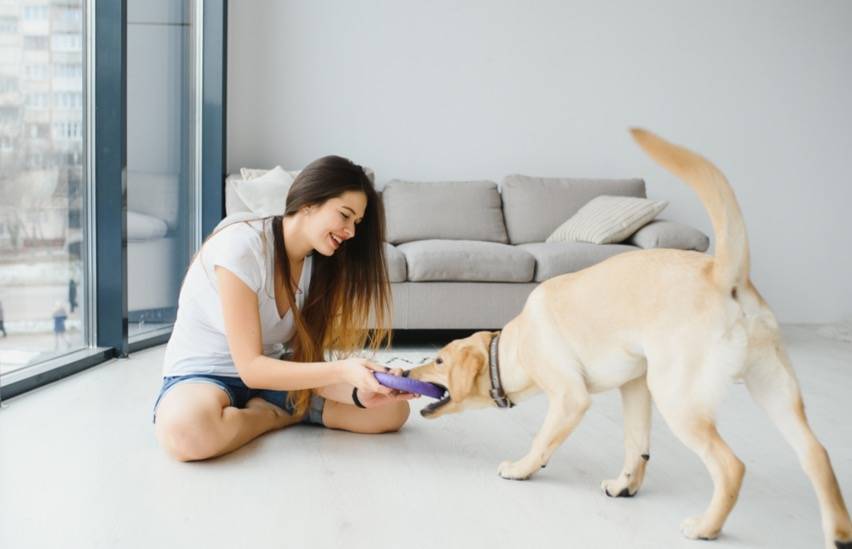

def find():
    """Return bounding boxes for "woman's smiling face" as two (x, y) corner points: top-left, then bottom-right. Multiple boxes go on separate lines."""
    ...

(306, 190), (367, 256)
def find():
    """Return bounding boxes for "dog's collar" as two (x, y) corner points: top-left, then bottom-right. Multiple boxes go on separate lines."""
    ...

(488, 332), (514, 409)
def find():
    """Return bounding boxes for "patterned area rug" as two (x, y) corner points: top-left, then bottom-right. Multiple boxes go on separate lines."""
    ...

(344, 342), (443, 369)
(364, 348), (435, 368)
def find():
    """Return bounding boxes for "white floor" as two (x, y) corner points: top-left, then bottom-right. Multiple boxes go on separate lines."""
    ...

(1, 325), (850, 549)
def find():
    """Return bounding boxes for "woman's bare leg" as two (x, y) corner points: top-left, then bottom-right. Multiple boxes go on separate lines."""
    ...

(155, 383), (412, 461)
(154, 383), (305, 462)
(321, 399), (410, 434)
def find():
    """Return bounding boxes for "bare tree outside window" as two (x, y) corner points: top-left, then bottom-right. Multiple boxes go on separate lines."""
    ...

(0, 0), (85, 376)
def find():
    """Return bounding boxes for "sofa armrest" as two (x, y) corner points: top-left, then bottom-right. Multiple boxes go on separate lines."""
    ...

(627, 220), (709, 252)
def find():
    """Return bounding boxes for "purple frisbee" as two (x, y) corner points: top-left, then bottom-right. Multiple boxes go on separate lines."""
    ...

(373, 372), (446, 399)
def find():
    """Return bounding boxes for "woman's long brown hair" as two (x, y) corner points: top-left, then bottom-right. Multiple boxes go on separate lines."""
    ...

(271, 156), (392, 417)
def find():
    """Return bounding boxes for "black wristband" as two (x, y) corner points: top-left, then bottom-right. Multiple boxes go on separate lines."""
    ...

(352, 387), (366, 409)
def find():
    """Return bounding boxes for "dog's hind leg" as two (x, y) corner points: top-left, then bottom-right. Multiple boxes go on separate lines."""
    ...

(648, 362), (746, 541)
(744, 340), (852, 549)
(602, 374), (652, 498)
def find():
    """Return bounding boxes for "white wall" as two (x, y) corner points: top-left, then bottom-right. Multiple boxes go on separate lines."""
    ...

(227, 0), (852, 324)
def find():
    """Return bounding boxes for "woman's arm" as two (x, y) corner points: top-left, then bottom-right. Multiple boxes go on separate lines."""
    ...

(217, 265), (396, 396)
(315, 382), (356, 404)
(217, 266), (343, 390)
(317, 362), (413, 405)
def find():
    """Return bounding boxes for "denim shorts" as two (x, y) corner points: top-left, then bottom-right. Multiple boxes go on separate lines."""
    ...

(152, 373), (326, 426)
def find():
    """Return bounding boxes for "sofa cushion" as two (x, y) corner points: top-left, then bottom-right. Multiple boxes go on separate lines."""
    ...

(383, 180), (508, 245)
(398, 240), (534, 282)
(500, 175), (646, 244)
(384, 243), (407, 283)
(546, 195), (668, 245)
(627, 219), (710, 251)
(518, 242), (640, 282)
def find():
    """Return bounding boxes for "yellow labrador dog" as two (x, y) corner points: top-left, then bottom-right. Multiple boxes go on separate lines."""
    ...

(407, 129), (852, 548)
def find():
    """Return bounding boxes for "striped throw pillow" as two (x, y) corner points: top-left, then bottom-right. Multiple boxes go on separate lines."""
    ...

(546, 195), (668, 245)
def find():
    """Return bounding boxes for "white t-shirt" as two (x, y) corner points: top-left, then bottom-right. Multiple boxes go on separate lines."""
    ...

(162, 218), (313, 377)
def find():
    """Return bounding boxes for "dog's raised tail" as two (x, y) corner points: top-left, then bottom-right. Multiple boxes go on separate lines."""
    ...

(629, 128), (750, 291)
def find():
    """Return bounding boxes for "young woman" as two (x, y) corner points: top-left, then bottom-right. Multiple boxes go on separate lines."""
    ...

(153, 156), (418, 461)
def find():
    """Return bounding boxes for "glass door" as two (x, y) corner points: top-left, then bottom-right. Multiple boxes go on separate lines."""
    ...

(126, 0), (197, 341)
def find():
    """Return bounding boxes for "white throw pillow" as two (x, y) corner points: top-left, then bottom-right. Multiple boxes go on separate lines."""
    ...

(240, 167), (267, 180)
(234, 165), (295, 217)
(240, 165), (376, 184)
(546, 195), (668, 245)
(240, 166), (301, 181)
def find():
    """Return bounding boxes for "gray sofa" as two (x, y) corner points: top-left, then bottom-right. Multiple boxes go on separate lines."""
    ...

(224, 173), (709, 330)
(379, 175), (708, 330)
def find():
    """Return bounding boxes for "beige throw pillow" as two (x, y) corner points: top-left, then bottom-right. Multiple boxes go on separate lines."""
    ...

(546, 195), (668, 245)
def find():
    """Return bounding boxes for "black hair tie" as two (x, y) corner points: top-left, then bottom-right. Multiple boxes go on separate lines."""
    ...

(352, 387), (367, 408)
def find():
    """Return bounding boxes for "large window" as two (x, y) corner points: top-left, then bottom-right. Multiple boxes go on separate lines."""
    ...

(0, 0), (223, 399)
(0, 0), (86, 378)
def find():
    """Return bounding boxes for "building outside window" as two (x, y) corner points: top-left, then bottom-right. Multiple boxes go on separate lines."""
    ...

(0, 0), (86, 378)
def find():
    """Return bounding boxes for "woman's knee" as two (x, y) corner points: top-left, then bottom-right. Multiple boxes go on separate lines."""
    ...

(375, 400), (411, 433)
(155, 414), (222, 462)
(153, 383), (231, 461)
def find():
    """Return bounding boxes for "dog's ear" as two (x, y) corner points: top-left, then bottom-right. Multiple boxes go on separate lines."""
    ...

(447, 346), (486, 401)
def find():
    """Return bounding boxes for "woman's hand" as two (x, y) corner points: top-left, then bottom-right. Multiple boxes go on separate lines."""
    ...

(337, 357), (395, 395)
(337, 359), (420, 408)
(355, 386), (419, 408)
(355, 364), (420, 408)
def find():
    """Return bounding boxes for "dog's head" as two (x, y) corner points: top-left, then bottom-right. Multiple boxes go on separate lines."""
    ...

(407, 331), (499, 419)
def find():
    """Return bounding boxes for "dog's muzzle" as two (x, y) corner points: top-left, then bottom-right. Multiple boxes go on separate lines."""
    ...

(419, 384), (449, 417)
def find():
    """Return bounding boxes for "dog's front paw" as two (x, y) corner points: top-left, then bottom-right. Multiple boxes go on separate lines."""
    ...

(498, 460), (535, 481)
(601, 478), (634, 498)
(680, 515), (720, 541)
